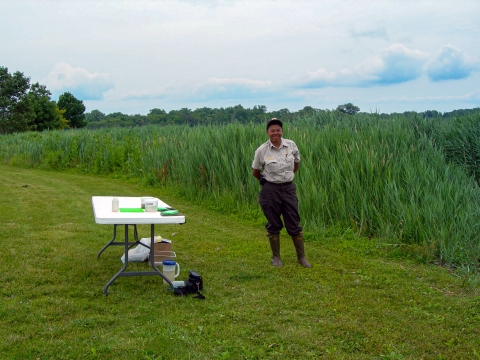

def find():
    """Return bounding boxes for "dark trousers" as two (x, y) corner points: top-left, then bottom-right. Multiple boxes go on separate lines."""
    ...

(258, 182), (302, 236)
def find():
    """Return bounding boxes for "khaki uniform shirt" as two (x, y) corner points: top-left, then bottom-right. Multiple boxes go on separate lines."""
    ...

(252, 138), (300, 183)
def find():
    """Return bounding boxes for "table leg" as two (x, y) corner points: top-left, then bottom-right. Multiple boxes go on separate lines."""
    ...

(97, 224), (139, 258)
(104, 224), (130, 295)
(103, 224), (173, 295)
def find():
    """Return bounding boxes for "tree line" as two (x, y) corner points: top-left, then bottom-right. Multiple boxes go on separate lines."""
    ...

(84, 103), (363, 129)
(85, 105), (319, 129)
(84, 104), (480, 129)
(0, 66), (86, 134)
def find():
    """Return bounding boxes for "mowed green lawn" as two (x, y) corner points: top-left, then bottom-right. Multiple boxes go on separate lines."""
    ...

(0, 164), (479, 359)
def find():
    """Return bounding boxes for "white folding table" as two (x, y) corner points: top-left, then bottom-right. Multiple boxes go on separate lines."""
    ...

(92, 196), (186, 295)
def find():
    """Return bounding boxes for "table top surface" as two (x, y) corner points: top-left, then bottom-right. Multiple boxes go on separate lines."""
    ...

(92, 196), (186, 225)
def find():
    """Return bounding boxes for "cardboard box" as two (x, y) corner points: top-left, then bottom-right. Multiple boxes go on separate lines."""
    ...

(154, 239), (172, 254)
(150, 251), (176, 266)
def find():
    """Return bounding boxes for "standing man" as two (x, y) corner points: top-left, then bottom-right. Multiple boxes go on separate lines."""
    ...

(252, 118), (311, 268)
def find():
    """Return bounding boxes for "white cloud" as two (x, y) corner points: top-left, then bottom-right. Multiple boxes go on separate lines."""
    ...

(120, 77), (276, 103)
(295, 44), (429, 88)
(426, 45), (479, 82)
(95, 41), (480, 115)
(44, 62), (114, 100)
(375, 44), (429, 84)
(112, 42), (480, 113)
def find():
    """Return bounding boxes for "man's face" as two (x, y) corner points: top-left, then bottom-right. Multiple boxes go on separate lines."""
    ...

(266, 124), (283, 143)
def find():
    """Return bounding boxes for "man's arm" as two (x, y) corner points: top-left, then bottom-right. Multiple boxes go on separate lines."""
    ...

(252, 168), (262, 180)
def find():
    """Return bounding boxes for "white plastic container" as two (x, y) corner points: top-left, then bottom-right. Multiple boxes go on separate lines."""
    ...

(112, 197), (119, 212)
(141, 197), (155, 209)
(171, 281), (185, 288)
(162, 260), (180, 285)
(144, 199), (158, 212)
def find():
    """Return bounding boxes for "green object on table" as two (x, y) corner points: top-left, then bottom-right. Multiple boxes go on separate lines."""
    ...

(157, 207), (169, 211)
(161, 210), (179, 216)
(119, 208), (144, 212)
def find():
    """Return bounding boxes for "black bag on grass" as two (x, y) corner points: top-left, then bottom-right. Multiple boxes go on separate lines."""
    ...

(173, 270), (205, 299)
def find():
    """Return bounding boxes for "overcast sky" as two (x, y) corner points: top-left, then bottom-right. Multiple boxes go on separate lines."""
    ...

(2, 0), (479, 115)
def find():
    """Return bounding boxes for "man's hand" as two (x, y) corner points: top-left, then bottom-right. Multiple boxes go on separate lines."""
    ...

(260, 175), (267, 185)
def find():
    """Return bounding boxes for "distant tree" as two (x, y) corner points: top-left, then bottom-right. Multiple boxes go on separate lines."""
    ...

(270, 108), (292, 121)
(423, 110), (442, 118)
(149, 108), (167, 116)
(298, 106), (318, 117)
(85, 109), (106, 122)
(144, 108), (166, 125)
(253, 105), (267, 114)
(192, 107), (216, 125)
(27, 83), (68, 131)
(443, 108), (480, 118)
(106, 112), (127, 119)
(232, 104), (248, 122)
(181, 108), (198, 125)
(55, 107), (69, 129)
(336, 103), (360, 115)
(166, 108), (197, 125)
(402, 111), (418, 118)
(0, 66), (34, 134)
(58, 92), (86, 128)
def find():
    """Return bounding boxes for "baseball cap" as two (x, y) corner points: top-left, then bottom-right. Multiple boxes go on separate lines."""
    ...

(266, 118), (283, 130)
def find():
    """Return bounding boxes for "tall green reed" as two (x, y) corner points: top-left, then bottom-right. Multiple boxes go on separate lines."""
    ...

(1, 114), (479, 269)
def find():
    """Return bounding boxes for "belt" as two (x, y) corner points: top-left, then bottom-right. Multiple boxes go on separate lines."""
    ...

(267, 181), (292, 186)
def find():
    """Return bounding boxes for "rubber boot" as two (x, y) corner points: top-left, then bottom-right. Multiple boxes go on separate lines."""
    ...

(267, 233), (283, 267)
(292, 232), (312, 268)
